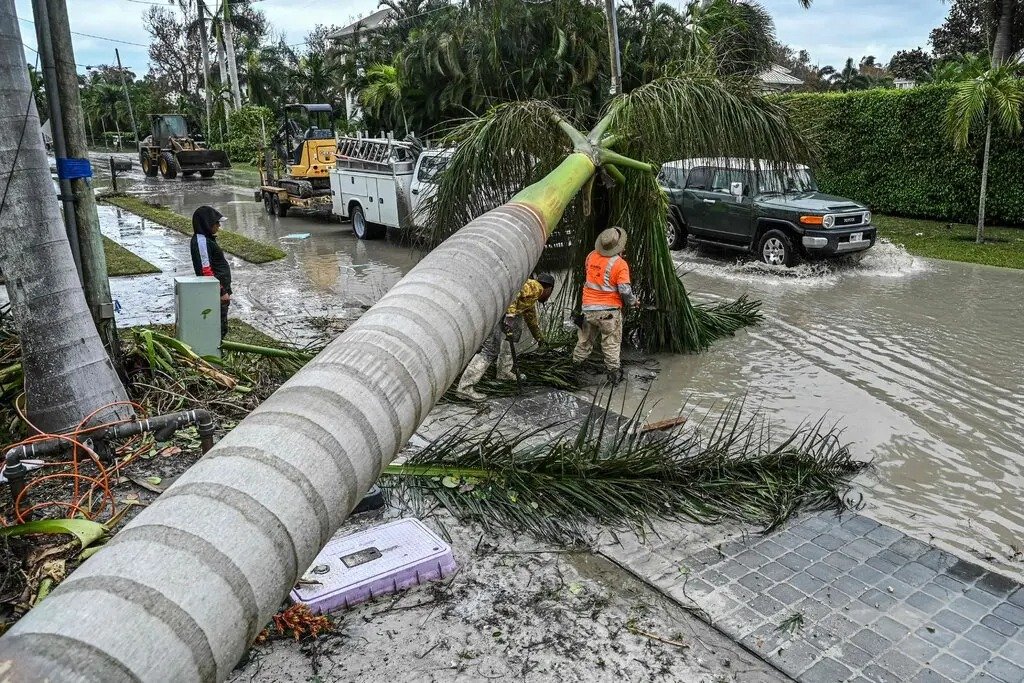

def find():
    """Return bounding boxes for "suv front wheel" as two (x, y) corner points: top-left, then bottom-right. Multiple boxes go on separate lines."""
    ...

(757, 229), (799, 267)
(666, 214), (687, 251)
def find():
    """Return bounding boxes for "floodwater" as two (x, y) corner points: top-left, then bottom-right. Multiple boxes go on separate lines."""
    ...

(629, 244), (1024, 578)
(91, 152), (1024, 577)
(92, 153), (420, 341)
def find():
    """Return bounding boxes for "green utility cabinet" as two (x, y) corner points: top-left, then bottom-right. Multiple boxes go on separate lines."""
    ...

(175, 276), (221, 357)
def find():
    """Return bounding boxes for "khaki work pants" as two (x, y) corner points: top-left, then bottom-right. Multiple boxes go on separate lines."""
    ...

(572, 309), (623, 371)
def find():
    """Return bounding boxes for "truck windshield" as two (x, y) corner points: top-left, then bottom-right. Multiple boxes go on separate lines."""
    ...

(757, 168), (819, 194)
(417, 154), (450, 182)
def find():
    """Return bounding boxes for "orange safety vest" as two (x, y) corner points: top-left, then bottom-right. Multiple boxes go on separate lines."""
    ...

(582, 251), (630, 309)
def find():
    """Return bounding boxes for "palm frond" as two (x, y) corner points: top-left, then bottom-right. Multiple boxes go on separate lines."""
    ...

(382, 395), (866, 545)
(420, 100), (582, 247)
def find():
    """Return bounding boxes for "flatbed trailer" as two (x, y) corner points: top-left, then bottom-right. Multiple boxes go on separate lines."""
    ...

(254, 181), (333, 218)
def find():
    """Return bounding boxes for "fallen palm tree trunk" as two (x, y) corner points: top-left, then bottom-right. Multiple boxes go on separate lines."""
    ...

(0, 153), (594, 682)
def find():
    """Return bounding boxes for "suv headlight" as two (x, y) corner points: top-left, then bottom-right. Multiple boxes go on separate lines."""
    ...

(822, 214), (835, 229)
(863, 211), (872, 225)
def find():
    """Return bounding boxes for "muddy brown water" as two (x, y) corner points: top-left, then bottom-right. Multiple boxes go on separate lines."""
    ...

(92, 154), (1024, 577)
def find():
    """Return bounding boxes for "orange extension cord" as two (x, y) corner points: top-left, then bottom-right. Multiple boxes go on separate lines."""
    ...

(1, 399), (153, 526)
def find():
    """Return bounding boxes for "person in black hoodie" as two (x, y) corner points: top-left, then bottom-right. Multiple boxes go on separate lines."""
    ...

(190, 205), (232, 338)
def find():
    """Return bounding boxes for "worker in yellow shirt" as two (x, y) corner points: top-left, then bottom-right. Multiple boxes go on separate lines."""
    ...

(457, 274), (556, 402)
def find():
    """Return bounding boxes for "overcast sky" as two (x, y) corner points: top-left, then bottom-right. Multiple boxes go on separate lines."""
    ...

(13, 0), (949, 75)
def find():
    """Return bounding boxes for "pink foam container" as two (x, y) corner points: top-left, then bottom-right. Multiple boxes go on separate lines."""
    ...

(290, 518), (456, 614)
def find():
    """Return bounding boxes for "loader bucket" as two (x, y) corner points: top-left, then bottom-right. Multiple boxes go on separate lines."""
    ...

(175, 149), (232, 172)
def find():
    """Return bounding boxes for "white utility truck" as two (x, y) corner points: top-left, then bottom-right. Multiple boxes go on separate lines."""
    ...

(328, 136), (450, 239)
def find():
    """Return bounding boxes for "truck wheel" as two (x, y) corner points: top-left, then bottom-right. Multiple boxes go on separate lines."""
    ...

(271, 195), (289, 218)
(158, 152), (178, 179)
(200, 170), (216, 178)
(263, 193), (274, 215)
(351, 205), (383, 240)
(141, 155), (158, 177)
(666, 214), (687, 251)
(757, 229), (798, 267)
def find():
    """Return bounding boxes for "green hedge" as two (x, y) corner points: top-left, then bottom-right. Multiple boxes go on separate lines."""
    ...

(782, 85), (1024, 225)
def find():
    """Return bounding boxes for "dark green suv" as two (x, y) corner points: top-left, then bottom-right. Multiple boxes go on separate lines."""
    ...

(659, 158), (876, 266)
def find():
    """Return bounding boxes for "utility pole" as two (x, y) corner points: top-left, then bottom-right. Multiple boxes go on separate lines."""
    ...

(115, 48), (137, 144)
(30, 0), (81, 279)
(603, 0), (623, 96)
(33, 0), (122, 362)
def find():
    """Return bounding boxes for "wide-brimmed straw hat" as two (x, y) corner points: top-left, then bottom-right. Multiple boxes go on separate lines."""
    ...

(595, 227), (627, 257)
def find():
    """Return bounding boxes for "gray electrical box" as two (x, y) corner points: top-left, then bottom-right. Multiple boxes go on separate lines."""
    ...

(174, 276), (221, 357)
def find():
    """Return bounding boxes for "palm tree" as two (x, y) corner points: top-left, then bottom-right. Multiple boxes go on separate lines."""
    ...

(0, 18), (129, 433)
(945, 58), (1024, 243)
(832, 57), (870, 91)
(360, 61), (408, 134)
(0, 69), (815, 683)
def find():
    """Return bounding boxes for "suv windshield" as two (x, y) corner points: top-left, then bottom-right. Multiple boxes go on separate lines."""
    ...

(757, 168), (819, 194)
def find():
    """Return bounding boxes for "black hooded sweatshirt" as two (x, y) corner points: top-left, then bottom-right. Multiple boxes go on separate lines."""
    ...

(190, 205), (231, 295)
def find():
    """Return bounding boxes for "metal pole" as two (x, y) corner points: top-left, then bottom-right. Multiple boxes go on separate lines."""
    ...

(603, 0), (623, 96)
(44, 0), (123, 364)
(115, 48), (137, 144)
(30, 0), (82, 279)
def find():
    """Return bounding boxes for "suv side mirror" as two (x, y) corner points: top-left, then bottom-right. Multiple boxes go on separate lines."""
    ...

(730, 181), (744, 197)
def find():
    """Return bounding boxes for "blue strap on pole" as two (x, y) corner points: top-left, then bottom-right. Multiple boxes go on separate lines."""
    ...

(56, 157), (93, 180)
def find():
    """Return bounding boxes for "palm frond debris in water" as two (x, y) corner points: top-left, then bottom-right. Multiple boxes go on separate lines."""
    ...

(383, 396), (866, 544)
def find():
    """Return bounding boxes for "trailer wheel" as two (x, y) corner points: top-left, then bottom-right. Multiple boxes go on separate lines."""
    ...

(200, 170), (216, 178)
(351, 205), (383, 240)
(140, 154), (158, 177)
(158, 152), (178, 179)
(271, 195), (289, 218)
(263, 193), (274, 215)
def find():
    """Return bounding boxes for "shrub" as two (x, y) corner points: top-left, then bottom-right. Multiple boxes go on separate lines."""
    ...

(782, 85), (1024, 225)
(223, 106), (276, 165)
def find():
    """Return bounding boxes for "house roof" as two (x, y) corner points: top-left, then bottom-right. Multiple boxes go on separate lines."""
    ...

(329, 8), (393, 40)
(759, 64), (803, 87)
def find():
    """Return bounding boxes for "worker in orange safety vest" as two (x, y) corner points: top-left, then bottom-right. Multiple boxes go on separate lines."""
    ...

(572, 227), (638, 384)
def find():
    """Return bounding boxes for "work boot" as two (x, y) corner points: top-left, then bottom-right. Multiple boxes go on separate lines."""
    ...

(456, 355), (490, 402)
(495, 355), (525, 382)
(605, 368), (624, 386)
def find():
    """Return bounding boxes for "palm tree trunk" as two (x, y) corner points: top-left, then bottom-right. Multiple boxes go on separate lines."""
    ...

(0, 151), (597, 679)
(977, 116), (993, 244)
(992, 0), (1015, 65)
(0, 1), (129, 433)
(216, 25), (231, 116)
(197, 0), (212, 138)
(221, 0), (242, 109)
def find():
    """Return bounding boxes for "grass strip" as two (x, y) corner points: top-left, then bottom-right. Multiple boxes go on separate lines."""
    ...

(103, 237), (159, 276)
(99, 193), (286, 264)
(875, 215), (1024, 270)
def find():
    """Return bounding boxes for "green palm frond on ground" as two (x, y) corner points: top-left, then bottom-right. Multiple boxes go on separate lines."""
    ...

(383, 396), (866, 545)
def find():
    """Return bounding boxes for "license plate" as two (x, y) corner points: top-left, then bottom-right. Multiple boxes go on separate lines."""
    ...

(849, 232), (863, 243)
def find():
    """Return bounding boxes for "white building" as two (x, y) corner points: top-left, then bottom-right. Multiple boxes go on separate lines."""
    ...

(894, 78), (917, 90)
